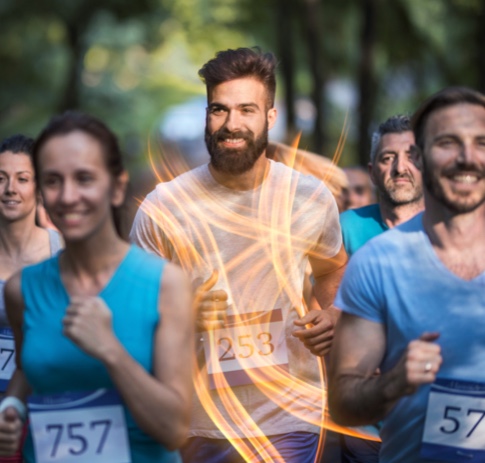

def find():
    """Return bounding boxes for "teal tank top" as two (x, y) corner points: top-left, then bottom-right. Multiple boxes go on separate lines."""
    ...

(340, 203), (388, 257)
(20, 245), (181, 463)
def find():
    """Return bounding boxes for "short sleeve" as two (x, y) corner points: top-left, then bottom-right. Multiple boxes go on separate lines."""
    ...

(308, 183), (343, 260)
(334, 241), (385, 324)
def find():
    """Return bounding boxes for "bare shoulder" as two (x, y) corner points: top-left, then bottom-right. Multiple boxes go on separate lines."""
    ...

(158, 263), (191, 318)
(160, 262), (188, 290)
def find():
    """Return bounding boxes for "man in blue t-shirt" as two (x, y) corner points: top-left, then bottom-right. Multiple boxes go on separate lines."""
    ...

(329, 87), (485, 463)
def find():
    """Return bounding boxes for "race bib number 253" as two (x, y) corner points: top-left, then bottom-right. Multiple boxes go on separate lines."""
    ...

(203, 309), (289, 388)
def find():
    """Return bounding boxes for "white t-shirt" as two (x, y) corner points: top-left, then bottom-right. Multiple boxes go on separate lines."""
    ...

(130, 160), (342, 438)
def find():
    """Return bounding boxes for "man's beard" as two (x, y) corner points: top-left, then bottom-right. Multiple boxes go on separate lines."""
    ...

(422, 156), (485, 213)
(205, 123), (269, 175)
(378, 175), (423, 206)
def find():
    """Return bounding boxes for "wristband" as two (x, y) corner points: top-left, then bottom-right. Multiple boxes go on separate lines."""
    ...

(0, 396), (27, 422)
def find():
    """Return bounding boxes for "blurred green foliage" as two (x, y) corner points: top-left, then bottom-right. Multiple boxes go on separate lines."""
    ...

(1, 0), (484, 169)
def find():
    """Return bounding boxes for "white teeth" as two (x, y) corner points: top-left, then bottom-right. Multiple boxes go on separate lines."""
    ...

(453, 175), (478, 184)
(224, 138), (243, 144)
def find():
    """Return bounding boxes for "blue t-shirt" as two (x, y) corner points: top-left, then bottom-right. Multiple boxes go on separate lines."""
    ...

(339, 203), (387, 440)
(335, 213), (485, 463)
(340, 203), (387, 257)
(20, 245), (181, 463)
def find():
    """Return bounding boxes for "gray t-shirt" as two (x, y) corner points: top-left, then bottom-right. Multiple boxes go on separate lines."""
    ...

(130, 160), (342, 438)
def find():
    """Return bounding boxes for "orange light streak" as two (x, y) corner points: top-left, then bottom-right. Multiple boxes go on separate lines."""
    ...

(138, 120), (380, 463)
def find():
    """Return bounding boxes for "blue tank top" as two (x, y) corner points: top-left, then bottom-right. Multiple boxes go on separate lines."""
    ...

(20, 245), (181, 463)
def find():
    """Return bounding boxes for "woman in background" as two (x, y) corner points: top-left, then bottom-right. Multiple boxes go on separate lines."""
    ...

(0, 134), (62, 463)
(0, 113), (193, 462)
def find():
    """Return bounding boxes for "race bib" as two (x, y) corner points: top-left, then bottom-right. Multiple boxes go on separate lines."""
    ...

(421, 378), (485, 462)
(0, 327), (16, 391)
(203, 309), (289, 388)
(28, 389), (131, 463)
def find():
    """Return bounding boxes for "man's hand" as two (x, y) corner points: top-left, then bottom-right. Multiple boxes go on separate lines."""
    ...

(385, 332), (442, 399)
(0, 408), (22, 456)
(193, 270), (229, 331)
(292, 307), (340, 356)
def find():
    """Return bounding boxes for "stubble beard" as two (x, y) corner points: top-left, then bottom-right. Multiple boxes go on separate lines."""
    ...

(422, 156), (485, 213)
(377, 175), (423, 207)
(205, 122), (269, 175)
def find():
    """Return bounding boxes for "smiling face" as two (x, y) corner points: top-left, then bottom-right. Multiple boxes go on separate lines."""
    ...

(0, 151), (37, 224)
(370, 131), (423, 206)
(37, 131), (126, 243)
(421, 103), (485, 213)
(204, 77), (277, 175)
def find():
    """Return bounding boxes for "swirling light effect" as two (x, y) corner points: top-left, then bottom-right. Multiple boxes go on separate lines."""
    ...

(139, 115), (379, 462)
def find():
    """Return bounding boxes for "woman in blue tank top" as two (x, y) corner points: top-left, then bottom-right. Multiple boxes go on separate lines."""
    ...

(0, 113), (194, 463)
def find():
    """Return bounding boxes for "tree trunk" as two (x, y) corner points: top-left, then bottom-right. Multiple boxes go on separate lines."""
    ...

(57, 3), (97, 112)
(301, 0), (326, 154)
(357, 0), (377, 166)
(276, 0), (297, 142)
(477, 0), (485, 93)
(59, 20), (85, 111)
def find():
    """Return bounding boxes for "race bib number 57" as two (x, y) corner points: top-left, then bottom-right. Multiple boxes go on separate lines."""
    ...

(28, 389), (131, 463)
(421, 378), (485, 462)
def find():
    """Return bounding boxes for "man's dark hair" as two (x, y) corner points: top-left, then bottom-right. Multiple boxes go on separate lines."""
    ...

(412, 86), (485, 150)
(0, 134), (34, 157)
(198, 47), (277, 108)
(370, 115), (411, 163)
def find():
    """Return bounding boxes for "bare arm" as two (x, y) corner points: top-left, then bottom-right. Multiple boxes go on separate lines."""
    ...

(63, 263), (195, 449)
(0, 273), (32, 455)
(311, 244), (347, 311)
(292, 245), (347, 356)
(5, 273), (32, 399)
(328, 312), (442, 426)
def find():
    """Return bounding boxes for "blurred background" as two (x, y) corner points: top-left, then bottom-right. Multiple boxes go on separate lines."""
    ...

(1, 0), (485, 195)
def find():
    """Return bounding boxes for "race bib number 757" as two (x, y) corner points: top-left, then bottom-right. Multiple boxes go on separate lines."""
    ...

(28, 389), (131, 463)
